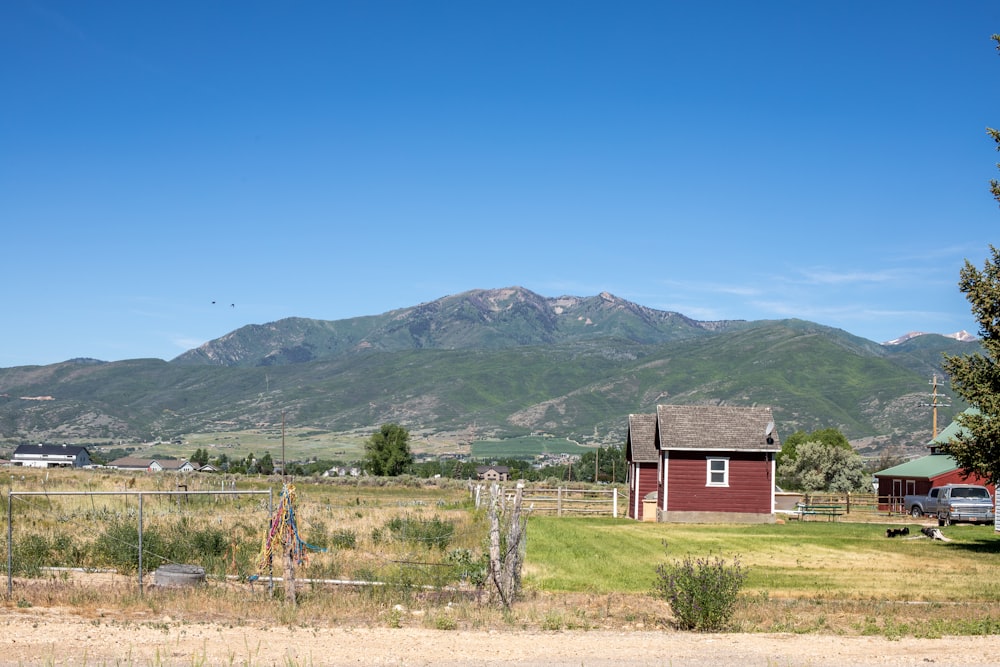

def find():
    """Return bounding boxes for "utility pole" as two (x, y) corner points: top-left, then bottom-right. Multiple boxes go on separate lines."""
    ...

(921, 376), (952, 439)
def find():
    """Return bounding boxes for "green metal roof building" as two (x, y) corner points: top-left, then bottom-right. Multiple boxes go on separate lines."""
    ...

(874, 409), (993, 509)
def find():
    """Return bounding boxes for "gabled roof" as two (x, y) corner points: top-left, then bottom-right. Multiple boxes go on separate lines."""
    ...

(158, 459), (192, 471)
(931, 408), (978, 446)
(475, 465), (510, 473)
(13, 444), (89, 457)
(656, 405), (781, 453)
(626, 413), (658, 463)
(109, 457), (157, 469)
(875, 454), (960, 479)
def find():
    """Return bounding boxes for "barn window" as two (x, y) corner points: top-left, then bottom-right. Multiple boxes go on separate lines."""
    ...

(706, 457), (729, 487)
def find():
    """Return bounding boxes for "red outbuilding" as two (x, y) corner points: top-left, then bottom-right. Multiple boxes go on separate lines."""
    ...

(625, 413), (658, 521)
(627, 404), (782, 523)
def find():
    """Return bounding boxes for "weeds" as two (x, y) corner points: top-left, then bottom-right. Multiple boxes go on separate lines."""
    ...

(653, 542), (748, 632)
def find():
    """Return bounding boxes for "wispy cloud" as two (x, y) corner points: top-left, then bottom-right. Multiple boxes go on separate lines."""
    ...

(797, 268), (910, 286)
(172, 336), (206, 351)
(655, 279), (762, 298)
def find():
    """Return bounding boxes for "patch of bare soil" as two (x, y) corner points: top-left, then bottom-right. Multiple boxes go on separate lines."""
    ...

(1, 606), (999, 667)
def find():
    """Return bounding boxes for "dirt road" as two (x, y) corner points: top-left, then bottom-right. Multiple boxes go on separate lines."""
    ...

(2, 607), (999, 666)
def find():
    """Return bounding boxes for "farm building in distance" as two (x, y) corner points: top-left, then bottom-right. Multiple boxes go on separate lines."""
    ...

(108, 457), (197, 473)
(476, 465), (510, 481)
(12, 443), (91, 468)
(626, 405), (781, 523)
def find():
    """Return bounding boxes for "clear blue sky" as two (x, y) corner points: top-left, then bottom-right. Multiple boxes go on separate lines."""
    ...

(2, 1), (999, 367)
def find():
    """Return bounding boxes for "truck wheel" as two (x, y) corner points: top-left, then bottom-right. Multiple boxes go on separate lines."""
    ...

(910, 506), (922, 518)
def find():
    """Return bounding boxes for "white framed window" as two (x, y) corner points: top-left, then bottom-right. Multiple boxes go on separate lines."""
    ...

(706, 457), (729, 487)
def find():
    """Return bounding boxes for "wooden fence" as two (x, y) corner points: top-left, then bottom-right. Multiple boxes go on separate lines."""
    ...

(472, 485), (622, 518)
(790, 493), (919, 518)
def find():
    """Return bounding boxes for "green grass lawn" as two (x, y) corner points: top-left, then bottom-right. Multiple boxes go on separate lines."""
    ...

(524, 516), (1000, 602)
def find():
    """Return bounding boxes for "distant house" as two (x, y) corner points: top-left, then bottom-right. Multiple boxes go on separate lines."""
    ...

(626, 404), (781, 523)
(625, 413), (658, 521)
(875, 409), (995, 512)
(158, 459), (196, 472)
(476, 465), (510, 482)
(109, 457), (163, 472)
(12, 444), (91, 468)
(108, 457), (194, 473)
(323, 466), (361, 478)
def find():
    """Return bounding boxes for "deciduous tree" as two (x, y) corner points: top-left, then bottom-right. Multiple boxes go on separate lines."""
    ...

(363, 423), (414, 476)
(776, 428), (851, 467)
(776, 440), (868, 492)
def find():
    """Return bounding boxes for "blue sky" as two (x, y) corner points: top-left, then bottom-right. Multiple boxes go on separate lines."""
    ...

(2, 1), (999, 367)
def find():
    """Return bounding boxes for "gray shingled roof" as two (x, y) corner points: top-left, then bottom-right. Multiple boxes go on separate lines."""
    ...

(108, 457), (157, 469)
(627, 413), (658, 462)
(656, 405), (780, 452)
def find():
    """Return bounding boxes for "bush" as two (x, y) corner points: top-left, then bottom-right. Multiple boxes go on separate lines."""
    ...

(330, 529), (357, 550)
(92, 521), (167, 574)
(652, 545), (748, 632)
(384, 516), (455, 550)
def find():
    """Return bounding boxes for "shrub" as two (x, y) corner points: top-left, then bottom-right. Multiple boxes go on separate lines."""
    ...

(92, 521), (167, 574)
(445, 548), (487, 588)
(330, 529), (357, 550)
(12, 534), (50, 576)
(384, 515), (455, 550)
(652, 545), (748, 632)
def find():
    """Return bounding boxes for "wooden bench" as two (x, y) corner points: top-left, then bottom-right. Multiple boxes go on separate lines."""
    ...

(794, 502), (844, 521)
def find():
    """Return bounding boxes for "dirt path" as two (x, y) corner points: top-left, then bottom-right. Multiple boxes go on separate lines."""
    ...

(1, 607), (999, 666)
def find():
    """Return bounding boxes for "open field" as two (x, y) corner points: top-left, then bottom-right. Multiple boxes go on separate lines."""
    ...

(92, 430), (597, 468)
(3, 468), (1000, 664)
(470, 436), (594, 458)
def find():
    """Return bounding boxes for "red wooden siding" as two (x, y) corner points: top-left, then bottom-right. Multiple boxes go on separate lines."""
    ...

(628, 462), (658, 520)
(665, 450), (773, 514)
(877, 470), (995, 501)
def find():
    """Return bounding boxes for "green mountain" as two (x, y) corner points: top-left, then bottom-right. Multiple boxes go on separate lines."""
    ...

(0, 287), (980, 455)
(172, 288), (741, 367)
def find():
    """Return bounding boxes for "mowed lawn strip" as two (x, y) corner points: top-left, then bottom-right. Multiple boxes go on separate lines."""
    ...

(524, 516), (1000, 601)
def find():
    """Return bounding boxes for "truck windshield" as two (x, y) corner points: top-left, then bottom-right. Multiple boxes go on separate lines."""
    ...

(952, 488), (989, 498)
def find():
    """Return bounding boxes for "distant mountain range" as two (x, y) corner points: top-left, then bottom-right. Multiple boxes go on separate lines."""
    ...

(0, 287), (981, 456)
(883, 330), (977, 346)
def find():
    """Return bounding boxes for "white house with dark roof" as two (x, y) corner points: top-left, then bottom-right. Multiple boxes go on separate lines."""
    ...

(12, 443), (91, 468)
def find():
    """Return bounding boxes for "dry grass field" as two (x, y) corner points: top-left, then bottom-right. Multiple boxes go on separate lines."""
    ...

(2, 468), (1000, 665)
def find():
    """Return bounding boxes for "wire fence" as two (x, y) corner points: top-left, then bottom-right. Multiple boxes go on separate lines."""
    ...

(3, 478), (487, 598)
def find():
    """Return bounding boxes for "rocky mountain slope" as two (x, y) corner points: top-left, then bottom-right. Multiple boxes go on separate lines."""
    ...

(0, 287), (980, 454)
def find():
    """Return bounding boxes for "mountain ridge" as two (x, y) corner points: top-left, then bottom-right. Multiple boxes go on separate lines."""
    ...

(172, 287), (748, 368)
(0, 287), (982, 455)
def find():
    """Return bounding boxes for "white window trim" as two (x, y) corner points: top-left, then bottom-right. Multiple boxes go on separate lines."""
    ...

(706, 456), (729, 487)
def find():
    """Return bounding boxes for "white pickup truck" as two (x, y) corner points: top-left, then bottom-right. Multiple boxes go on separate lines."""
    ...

(904, 484), (995, 526)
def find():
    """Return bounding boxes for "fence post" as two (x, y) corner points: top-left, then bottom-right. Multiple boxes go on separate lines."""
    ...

(7, 492), (12, 596)
(612, 489), (618, 518)
(557, 487), (563, 517)
(138, 492), (144, 593)
(846, 492), (851, 515)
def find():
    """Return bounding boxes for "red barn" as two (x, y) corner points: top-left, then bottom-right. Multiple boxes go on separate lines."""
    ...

(653, 405), (781, 523)
(874, 409), (995, 512)
(626, 413), (658, 521)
